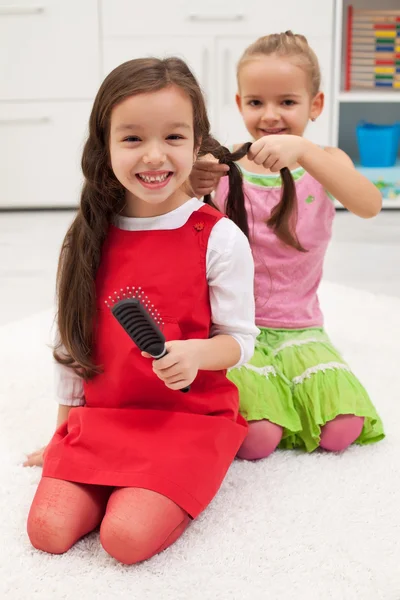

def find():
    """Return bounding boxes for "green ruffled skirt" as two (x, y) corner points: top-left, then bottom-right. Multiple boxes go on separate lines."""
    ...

(229, 327), (384, 452)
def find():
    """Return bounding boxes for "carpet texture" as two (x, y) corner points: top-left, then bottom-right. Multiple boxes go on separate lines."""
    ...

(0, 282), (398, 600)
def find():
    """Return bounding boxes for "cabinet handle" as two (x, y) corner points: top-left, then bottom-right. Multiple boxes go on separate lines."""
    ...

(0, 6), (45, 15)
(187, 14), (244, 22)
(223, 48), (230, 105)
(202, 47), (210, 98)
(0, 117), (50, 125)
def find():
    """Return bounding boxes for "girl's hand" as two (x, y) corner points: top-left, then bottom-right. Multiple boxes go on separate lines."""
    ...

(248, 134), (307, 172)
(189, 155), (229, 197)
(23, 446), (46, 467)
(142, 340), (200, 391)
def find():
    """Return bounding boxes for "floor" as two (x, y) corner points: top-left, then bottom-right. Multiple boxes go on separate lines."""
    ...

(0, 209), (399, 326)
(2, 210), (399, 599)
(2, 243), (400, 600)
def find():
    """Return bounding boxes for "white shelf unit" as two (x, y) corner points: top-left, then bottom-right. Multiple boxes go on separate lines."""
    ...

(338, 91), (400, 102)
(334, 161), (400, 208)
(332, 0), (400, 209)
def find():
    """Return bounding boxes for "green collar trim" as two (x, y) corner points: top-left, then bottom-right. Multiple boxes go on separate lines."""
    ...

(238, 165), (306, 187)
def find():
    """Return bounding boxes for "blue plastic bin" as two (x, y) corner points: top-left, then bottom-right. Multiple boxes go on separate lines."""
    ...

(356, 121), (400, 167)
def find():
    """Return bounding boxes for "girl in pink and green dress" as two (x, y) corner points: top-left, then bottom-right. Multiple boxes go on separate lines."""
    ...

(190, 31), (385, 458)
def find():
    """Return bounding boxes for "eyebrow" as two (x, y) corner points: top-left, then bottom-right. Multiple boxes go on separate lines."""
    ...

(243, 93), (302, 99)
(115, 122), (192, 132)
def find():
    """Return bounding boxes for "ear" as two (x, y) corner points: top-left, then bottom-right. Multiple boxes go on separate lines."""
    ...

(194, 138), (201, 162)
(310, 91), (324, 121)
(235, 93), (243, 114)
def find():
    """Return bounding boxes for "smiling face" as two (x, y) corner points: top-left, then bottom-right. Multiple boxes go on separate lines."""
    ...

(109, 85), (197, 217)
(236, 54), (323, 140)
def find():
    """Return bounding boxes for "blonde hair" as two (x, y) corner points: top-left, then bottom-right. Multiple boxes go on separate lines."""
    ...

(237, 31), (321, 96)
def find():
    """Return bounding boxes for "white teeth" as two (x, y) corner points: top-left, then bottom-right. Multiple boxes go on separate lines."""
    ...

(138, 173), (169, 183)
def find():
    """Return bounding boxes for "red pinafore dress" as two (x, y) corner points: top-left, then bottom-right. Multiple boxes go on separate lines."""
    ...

(43, 204), (248, 517)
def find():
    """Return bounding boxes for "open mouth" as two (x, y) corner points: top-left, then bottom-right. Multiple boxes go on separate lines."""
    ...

(136, 171), (173, 189)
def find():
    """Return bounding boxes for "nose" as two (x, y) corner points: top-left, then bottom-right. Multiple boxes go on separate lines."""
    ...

(261, 104), (280, 123)
(142, 143), (166, 166)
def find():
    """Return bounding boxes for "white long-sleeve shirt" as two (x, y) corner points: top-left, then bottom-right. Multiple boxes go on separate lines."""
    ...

(55, 198), (259, 406)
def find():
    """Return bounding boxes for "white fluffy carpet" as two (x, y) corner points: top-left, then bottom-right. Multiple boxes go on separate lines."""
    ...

(1, 281), (399, 600)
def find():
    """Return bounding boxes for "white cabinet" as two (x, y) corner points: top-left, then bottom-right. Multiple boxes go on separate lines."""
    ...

(101, 0), (333, 38)
(103, 37), (216, 122)
(213, 36), (257, 146)
(305, 36), (333, 146)
(0, 0), (100, 100)
(0, 102), (91, 207)
(1, 0), (336, 208)
(0, 0), (99, 208)
(102, 0), (334, 150)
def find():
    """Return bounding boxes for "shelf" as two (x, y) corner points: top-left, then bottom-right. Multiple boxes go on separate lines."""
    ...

(338, 91), (400, 103)
(335, 197), (400, 209)
(335, 161), (400, 209)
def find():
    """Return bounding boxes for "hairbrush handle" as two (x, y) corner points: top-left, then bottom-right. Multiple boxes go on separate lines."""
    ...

(152, 347), (190, 393)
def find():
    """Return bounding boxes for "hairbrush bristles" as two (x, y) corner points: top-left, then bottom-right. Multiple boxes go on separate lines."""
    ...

(104, 286), (163, 328)
(111, 297), (166, 358)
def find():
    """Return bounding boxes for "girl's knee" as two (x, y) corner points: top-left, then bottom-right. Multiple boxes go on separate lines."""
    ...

(100, 516), (159, 565)
(320, 414), (365, 452)
(100, 516), (147, 564)
(27, 478), (107, 555)
(237, 420), (283, 460)
(100, 514), (187, 565)
(100, 488), (189, 564)
(27, 507), (75, 555)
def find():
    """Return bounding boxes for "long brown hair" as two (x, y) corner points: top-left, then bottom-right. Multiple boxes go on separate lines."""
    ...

(54, 57), (249, 380)
(231, 30), (321, 251)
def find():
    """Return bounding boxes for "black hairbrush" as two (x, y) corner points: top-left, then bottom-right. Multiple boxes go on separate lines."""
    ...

(107, 289), (190, 393)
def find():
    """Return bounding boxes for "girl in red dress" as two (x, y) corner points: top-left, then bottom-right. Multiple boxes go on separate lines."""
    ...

(25, 57), (258, 564)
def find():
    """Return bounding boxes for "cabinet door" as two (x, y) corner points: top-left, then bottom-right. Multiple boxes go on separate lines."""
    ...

(305, 36), (333, 146)
(102, 0), (333, 37)
(214, 36), (262, 146)
(103, 37), (216, 122)
(0, 0), (99, 99)
(102, 0), (260, 37)
(0, 102), (92, 208)
(214, 36), (333, 147)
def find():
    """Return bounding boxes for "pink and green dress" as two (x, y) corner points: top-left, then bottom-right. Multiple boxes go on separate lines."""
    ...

(214, 165), (384, 452)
